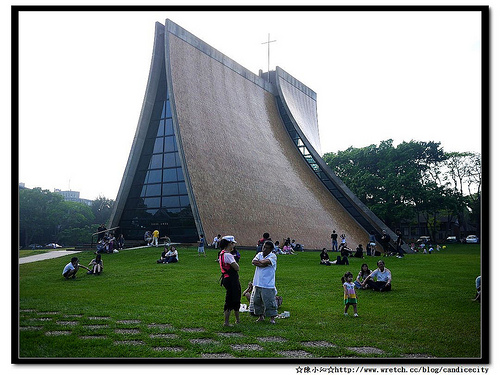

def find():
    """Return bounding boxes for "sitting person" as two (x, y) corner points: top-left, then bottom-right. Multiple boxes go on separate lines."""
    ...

(164, 246), (179, 263)
(62, 257), (90, 279)
(361, 260), (392, 291)
(273, 241), (282, 254)
(354, 244), (364, 258)
(366, 242), (372, 256)
(320, 248), (334, 265)
(87, 253), (103, 275)
(157, 247), (169, 263)
(291, 240), (304, 252)
(243, 281), (254, 303)
(282, 240), (295, 254)
(339, 243), (353, 257)
(354, 263), (371, 289)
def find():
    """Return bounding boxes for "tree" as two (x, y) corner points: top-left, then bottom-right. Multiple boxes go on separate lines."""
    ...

(91, 195), (115, 226)
(322, 140), (448, 229)
(19, 188), (96, 247)
(19, 188), (64, 247)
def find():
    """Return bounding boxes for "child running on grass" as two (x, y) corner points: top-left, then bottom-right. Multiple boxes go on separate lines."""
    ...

(342, 271), (358, 317)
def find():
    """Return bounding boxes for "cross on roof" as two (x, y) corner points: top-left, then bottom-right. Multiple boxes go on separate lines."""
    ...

(261, 33), (276, 81)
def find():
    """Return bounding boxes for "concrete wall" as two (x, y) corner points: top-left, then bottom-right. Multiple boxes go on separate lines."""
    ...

(166, 25), (368, 249)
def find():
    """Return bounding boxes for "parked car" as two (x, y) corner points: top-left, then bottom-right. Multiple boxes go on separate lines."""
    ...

(446, 236), (458, 243)
(45, 243), (62, 249)
(466, 235), (479, 244)
(416, 236), (431, 245)
(28, 244), (43, 250)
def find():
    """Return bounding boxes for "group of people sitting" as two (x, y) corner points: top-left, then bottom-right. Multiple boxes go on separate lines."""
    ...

(256, 233), (304, 255)
(156, 245), (179, 264)
(62, 253), (103, 279)
(353, 260), (392, 292)
(96, 233), (124, 254)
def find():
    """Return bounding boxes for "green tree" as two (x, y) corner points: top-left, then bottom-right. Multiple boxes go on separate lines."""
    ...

(19, 188), (64, 247)
(19, 188), (96, 247)
(322, 140), (448, 228)
(91, 195), (114, 226)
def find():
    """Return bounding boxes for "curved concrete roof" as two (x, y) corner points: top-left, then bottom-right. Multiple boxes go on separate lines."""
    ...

(276, 68), (322, 155)
(165, 21), (368, 249)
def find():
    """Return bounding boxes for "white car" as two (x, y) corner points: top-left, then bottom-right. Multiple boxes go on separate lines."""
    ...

(465, 235), (479, 244)
(45, 243), (62, 249)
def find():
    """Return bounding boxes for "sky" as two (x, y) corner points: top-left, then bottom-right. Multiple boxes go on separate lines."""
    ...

(16, 9), (483, 201)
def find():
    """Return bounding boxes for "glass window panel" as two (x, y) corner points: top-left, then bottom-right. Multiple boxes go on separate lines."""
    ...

(149, 154), (163, 169)
(176, 167), (184, 181)
(153, 137), (163, 153)
(179, 195), (190, 207)
(178, 181), (187, 195)
(161, 102), (167, 118)
(163, 168), (177, 182)
(165, 208), (181, 215)
(146, 209), (159, 216)
(166, 99), (172, 118)
(162, 196), (180, 208)
(165, 118), (174, 135)
(163, 153), (177, 168)
(163, 182), (179, 196)
(143, 197), (161, 209)
(164, 136), (175, 152)
(143, 184), (161, 197)
(146, 170), (162, 184)
(156, 120), (165, 137)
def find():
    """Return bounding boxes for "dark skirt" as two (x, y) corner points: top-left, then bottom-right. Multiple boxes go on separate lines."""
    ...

(222, 274), (241, 311)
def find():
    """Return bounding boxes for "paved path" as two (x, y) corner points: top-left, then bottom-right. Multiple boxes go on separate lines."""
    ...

(19, 250), (82, 264)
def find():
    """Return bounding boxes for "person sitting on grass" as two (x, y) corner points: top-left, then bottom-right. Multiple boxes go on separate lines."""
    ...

(354, 244), (364, 258)
(164, 246), (179, 264)
(62, 257), (90, 279)
(361, 260), (392, 292)
(354, 263), (371, 289)
(157, 247), (169, 263)
(320, 248), (334, 265)
(87, 253), (103, 275)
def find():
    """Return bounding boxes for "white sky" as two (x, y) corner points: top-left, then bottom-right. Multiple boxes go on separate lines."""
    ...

(16, 9), (482, 201)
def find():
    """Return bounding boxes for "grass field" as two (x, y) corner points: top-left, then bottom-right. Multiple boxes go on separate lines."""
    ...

(17, 244), (482, 360)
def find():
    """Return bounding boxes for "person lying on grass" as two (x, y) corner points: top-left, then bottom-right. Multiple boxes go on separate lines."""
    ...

(62, 257), (91, 279)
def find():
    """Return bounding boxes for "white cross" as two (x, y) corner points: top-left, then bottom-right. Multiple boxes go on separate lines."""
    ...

(261, 33), (276, 81)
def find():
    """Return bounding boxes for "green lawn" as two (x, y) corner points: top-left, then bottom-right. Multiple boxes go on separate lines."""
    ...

(17, 244), (482, 360)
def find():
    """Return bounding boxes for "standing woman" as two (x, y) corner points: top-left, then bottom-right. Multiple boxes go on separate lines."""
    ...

(219, 235), (241, 326)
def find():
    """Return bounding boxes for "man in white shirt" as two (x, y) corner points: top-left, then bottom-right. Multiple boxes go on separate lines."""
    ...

(252, 240), (278, 324)
(362, 260), (392, 291)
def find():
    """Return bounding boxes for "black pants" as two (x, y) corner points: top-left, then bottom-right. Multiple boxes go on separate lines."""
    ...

(222, 275), (241, 311)
(366, 280), (391, 292)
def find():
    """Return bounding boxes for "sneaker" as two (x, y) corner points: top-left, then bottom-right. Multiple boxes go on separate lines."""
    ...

(354, 313), (359, 317)
(344, 313), (348, 316)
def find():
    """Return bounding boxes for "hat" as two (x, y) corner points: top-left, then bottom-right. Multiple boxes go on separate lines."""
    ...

(222, 235), (237, 243)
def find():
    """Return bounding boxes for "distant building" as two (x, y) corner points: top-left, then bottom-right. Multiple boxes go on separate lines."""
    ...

(54, 189), (92, 206)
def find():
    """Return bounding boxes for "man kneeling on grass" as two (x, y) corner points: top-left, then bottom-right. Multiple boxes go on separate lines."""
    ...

(62, 257), (90, 279)
(252, 240), (278, 324)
